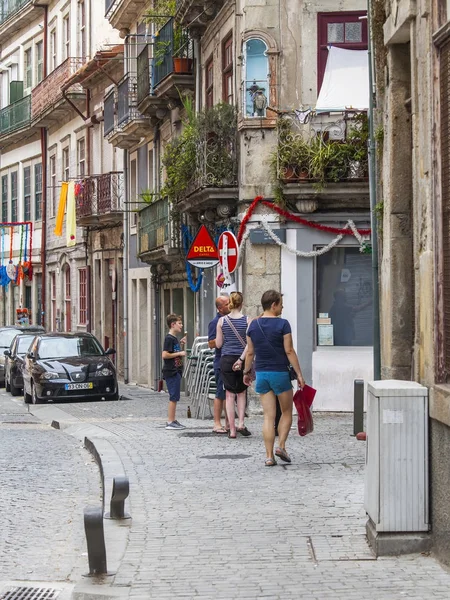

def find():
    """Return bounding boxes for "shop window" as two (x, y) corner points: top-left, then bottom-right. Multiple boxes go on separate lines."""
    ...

(316, 247), (373, 346)
(243, 38), (268, 118)
(317, 12), (367, 93)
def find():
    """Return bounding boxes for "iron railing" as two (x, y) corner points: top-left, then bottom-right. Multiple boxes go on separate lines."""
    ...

(275, 111), (369, 184)
(137, 45), (152, 105)
(153, 18), (193, 88)
(103, 88), (115, 136)
(0, 95), (31, 135)
(138, 198), (170, 254)
(31, 57), (85, 119)
(0, 0), (30, 26)
(117, 74), (139, 126)
(76, 172), (124, 218)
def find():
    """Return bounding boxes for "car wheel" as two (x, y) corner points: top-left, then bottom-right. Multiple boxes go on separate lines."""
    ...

(10, 380), (20, 396)
(31, 384), (41, 405)
(5, 377), (10, 393)
(111, 392), (119, 401)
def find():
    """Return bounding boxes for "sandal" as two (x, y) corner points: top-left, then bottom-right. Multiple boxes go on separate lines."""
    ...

(213, 428), (227, 434)
(275, 447), (291, 463)
(237, 426), (252, 437)
(265, 458), (277, 467)
(228, 431), (237, 439)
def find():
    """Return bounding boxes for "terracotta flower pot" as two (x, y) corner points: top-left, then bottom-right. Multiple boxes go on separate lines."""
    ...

(173, 58), (193, 73)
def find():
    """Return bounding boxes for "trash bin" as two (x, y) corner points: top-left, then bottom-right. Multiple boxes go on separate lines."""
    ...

(364, 380), (430, 555)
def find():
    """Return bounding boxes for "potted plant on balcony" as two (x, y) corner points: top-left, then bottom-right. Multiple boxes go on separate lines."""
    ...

(271, 118), (311, 183)
(345, 112), (369, 178)
(172, 27), (193, 74)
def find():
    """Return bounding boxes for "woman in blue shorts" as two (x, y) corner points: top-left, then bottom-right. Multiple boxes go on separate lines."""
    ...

(244, 290), (305, 466)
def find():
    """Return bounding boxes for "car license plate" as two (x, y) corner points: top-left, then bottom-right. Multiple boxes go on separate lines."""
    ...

(65, 382), (93, 390)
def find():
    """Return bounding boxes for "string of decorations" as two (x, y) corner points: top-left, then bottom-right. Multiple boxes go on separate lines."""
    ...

(0, 222), (34, 286)
(181, 224), (204, 293)
(237, 196), (371, 244)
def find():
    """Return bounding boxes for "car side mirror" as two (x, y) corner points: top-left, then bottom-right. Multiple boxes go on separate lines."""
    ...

(4, 350), (10, 357)
(105, 348), (116, 356)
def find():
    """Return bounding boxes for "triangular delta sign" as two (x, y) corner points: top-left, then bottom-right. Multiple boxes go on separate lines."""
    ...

(186, 225), (219, 269)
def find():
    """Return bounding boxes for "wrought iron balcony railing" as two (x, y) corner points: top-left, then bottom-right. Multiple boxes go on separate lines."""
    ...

(137, 44), (152, 105)
(138, 198), (170, 255)
(275, 111), (369, 187)
(76, 172), (124, 219)
(0, 95), (31, 135)
(153, 18), (193, 89)
(117, 74), (140, 126)
(31, 57), (85, 119)
(0, 0), (30, 26)
(103, 87), (115, 136)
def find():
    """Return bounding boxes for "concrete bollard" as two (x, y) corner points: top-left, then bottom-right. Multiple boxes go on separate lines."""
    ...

(84, 506), (107, 575)
(353, 379), (364, 436)
(106, 476), (130, 520)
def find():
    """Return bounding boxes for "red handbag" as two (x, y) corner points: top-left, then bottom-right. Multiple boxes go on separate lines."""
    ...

(293, 385), (316, 436)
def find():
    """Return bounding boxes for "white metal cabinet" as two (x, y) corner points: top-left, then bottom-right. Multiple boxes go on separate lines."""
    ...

(364, 380), (429, 533)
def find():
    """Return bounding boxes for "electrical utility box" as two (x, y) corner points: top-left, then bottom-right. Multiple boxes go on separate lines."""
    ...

(364, 380), (429, 533)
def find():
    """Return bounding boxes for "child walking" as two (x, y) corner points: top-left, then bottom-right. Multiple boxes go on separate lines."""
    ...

(162, 314), (187, 430)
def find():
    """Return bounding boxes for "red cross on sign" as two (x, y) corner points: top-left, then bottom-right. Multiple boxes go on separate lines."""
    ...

(186, 225), (219, 269)
(218, 231), (239, 274)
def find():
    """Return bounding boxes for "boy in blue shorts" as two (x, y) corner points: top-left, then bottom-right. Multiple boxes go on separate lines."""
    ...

(162, 314), (187, 430)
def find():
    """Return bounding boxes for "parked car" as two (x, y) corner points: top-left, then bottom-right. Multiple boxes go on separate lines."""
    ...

(0, 326), (45, 386)
(22, 332), (118, 404)
(4, 333), (37, 395)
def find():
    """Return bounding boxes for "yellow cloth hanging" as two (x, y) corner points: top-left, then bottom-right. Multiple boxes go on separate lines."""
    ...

(66, 181), (76, 247)
(54, 182), (68, 236)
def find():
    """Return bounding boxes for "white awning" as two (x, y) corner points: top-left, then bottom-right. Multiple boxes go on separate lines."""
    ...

(316, 47), (369, 112)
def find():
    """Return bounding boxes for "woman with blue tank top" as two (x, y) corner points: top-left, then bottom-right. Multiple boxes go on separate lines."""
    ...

(243, 290), (305, 467)
(215, 291), (251, 439)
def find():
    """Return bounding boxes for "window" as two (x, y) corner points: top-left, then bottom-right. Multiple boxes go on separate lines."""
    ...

(78, 0), (86, 58)
(24, 48), (32, 92)
(11, 171), (17, 222)
(35, 273), (42, 326)
(63, 14), (70, 60)
(62, 146), (69, 182)
(317, 12), (367, 93)
(50, 29), (57, 71)
(222, 35), (233, 104)
(35, 41), (44, 83)
(65, 267), (71, 331)
(51, 271), (56, 331)
(23, 166), (31, 221)
(205, 58), (213, 108)
(316, 247), (373, 346)
(243, 39), (268, 118)
(1, 175), (7, 222)
(49, 154), (56, 216)
(35, 163), (42, 220)
(79, 267), (87, 325)
(77, 138), (85, 176)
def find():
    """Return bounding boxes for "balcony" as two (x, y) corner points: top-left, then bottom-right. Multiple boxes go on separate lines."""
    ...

(274, 111), (370, 212)
(105, 0), (148, 31)
(0, 95), (38, 149)
(0, 0), (49, 45)
(175, 0), (224, 32)
(136, 19), (194, 116)
(138, 198), (180, 264)
(31, 57), (86, 127)
(105, 74), (153, 149)
(76, 172), (124, 226)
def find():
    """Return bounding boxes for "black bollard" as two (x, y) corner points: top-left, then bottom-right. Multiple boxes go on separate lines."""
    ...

(108, 476), (130, 520)
(84, 506), (107, 575)
(353, 379), (364, 436)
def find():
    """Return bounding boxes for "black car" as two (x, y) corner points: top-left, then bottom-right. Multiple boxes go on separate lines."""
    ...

(22, 332), (118, 404)
(4, 333), (38, 395)
(0, 326), (45, 386)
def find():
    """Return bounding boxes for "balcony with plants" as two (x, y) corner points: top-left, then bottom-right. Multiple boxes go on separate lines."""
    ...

(75, 172), (124, 226)
(271, 112), (369, 213)
(138, 197), (181, 264)
(160, 100), (238, 215)
(105, 74), (153, 149)
(137, 13), (194, 116)
(31, 57), (86, 127)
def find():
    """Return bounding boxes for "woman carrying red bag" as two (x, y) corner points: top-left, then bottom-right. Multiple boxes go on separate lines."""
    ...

(243, 290), (305, 467)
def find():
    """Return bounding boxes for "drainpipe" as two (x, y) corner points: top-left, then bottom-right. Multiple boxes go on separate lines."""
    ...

(194, 38), (200, 114)
(367, 1), (381, 379)
(38, 4), (48, 328)
(123, 148), (129, 383)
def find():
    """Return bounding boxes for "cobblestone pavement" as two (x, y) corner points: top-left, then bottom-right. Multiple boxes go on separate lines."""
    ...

(26, 384), (450, 600)
(0, 391), (100, 585)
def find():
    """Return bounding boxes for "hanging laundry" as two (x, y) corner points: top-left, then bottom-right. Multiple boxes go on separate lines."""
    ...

(54, 182), (68, 236)
(66, 181), (77, 247)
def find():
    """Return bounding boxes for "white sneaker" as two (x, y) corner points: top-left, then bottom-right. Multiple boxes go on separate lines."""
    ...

(165, 421), (186, 430)
(173, 420), (186, 430)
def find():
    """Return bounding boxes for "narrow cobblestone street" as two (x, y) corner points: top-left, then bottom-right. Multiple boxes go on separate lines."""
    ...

(0, 384), (447, 599)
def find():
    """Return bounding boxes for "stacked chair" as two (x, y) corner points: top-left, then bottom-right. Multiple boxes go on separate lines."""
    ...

(183, 336), (217, 419)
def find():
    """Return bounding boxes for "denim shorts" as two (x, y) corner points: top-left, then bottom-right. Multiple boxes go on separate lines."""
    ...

(165, 372), (182, 402)
(214, 368), (225, 401)
(255, 371), (292, 395)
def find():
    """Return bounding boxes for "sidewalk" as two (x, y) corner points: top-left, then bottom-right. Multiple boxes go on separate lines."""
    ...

(32, 384), (450, 599)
